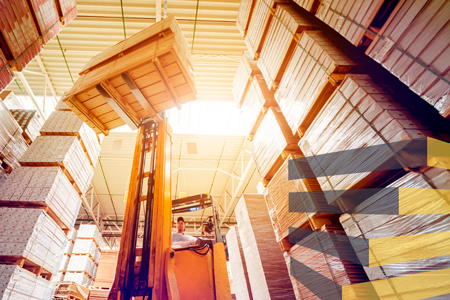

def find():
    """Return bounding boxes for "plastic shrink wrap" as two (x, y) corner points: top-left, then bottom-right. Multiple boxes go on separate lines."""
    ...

(0, 265), (52, 300)
(235, 194), (296, 300)
(9, 109), (43, 144)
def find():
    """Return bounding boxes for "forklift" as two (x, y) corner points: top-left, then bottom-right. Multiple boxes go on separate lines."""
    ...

(107, 120), (231, 300)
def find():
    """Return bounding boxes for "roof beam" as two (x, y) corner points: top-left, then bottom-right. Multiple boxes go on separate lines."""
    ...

(35, 55), (58, 104)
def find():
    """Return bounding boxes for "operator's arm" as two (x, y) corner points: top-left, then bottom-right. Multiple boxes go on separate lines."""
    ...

(172, 233), (198, 248)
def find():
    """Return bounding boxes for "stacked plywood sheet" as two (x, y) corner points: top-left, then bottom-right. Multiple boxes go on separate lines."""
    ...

(226, 226), (253, 300)
(54, 282), (89, 300)
(54, 0), (78, 25)
(245, 0), (286, 60)
(275, 30), (361, 136)
(40, 111), (101, 166)
(66, 256), (97, 279)
(239, 74), (277, 140)
(9, 109), (42, 144)
(293, 0), (320, 13)
(257, 4), (316, 90)
(287, 225), (369, 299)
(235, 194), (296, 299)
(88, 250), (118, 299)
(0, 50), (14, 92)
(62, 16), (196, 135)
(250, 107), (299, 184)
(366, 0), (450, 118)
(0, 207), (67, 276)
(298, 74), (446, 199)
(0, 101), (28, 171)
(0, 91), (24, 109)
(64, 272), (93, 287)
(315, 0), (386, 46)
(232, 51), (261, 107)
(73, 239), (101, 264)
(0, 167), (81, 229)
(77, 225), (102, 249)
(0, 0), (43, 71)
(19, 135), (94, 194)
(265, 154), (334, 241)
(26, 0), (62, 44)
(0, 264), (52, 299)
(236, 0), (256, 37)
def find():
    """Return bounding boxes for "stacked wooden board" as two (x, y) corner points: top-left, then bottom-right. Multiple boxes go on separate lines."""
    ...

(274, 30), (361, 136)
(0, 207), (67, 277)
(236, 0), (256, 37)
(235, 194), (296, 299)
(0, 101), (28, 171)
(9, 109), (42, 144)
(226, 226), (253, 300)
(26, 0), (62, 44)
(55, 99), (72, 111)
(293, 0), (320, 13)
(366, 0), (450, 118)
(250, 107), (299, 184)
(0, 264), (53, 299)
(0, 167), (81, 229)
(298, 74), (446, 197)
(88, 250), (118, 300)
(264, 154), (335, 242)
(53, 281), (89, 300)
(62, 16), (197, 135)
(257, 4), (316, 90)
(40, 111), (101, 166)
(287, 225), (369, 299)
(239, 74), (277, 140)
(56, 231), (76, 282)
(232, 51), (261, 107)
(340, 167), (450, 298)
(20, 135), (94, 194)
(0, 50), (13, 91)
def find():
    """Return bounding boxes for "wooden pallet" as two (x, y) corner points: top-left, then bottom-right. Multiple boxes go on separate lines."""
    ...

(76, 237), (102, 253)
(0, 255), (53, 280)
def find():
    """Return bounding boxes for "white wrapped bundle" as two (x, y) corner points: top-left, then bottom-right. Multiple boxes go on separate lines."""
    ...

(9, 109), (43, 144)
(0, 265), (52, 300)
(19, 136), (94, 194)
(77, 225), (102, 249)
(67, 255), (97, 278)
(63, 272), (91, 287)
(40, 111), (101, 167)
(72, 239), (100, 264)
(0, 208), (67, 275)
(58, 254), (71, 273)
(0, 167), (81, 229)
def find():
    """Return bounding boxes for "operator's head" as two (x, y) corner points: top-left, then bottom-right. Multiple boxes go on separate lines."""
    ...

(177, 216), (186, 233)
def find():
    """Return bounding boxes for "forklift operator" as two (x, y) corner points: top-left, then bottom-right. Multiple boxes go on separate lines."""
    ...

(172, 217), (198, 248)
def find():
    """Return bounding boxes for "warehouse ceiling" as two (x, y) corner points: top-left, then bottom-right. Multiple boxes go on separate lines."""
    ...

(3, 0), (260, 238)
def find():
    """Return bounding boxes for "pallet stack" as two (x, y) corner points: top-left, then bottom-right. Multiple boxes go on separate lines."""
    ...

(9, 109), (43, 144)
(234, 194), (296, 300)
(232, 51), (261, 108)
(53, 281), (89, 300)
(0, 91), (25, 110)
(236, 0), (256, 37)
(65, 225), (102, 287)
(88, 250), (118, 300)
(226, 227), (253, 300)
(56, 229), (77, 282)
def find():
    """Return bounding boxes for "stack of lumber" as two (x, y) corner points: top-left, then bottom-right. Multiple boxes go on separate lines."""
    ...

(239, 74), (277, 139)
(366, 0), (450, 118)
(0, 166), (81, 229)
(0, 0), (43, 71)
(55, 0), (78, 25)
(340, 168), (450, 285)
(40, 111), (101, 166)
(264, 154), (334, 242)
(88, 250), (118, 299)
(0, 207), (67, 276)
(257, 4), (316, 91)
(77, 225), (103, 249)
(0, 101), (28, 171)
(226, 226), (253, 300)
(55, 99), (72, 111)
(62, 16), (196, 135)
(66, 256), (97, 280)
(26, 0), (62, 44)
(245, 0), (285, 60)
(235, 194), (296, 299)
(0, 264), (52, 299)
(232, 51), (261, 107)
(236, 0), (256, 37)
(293, 0), (320, 13)
(315, 0), (386, 47)
(287, 225), (370, 300)
(250, 107), (299, 184)
(54, 281), (89, 300)
(9, 109), (42, 144)
(0, 51), (14, 92)
(0, 91), (25, 109)
(64, 272), (93, 287)
(298, 74), (446, 202)
(274, 30), (361, 136)
(19, 135), (94, 194)
(73, 239), (101, 264)
(56, 229), (78, 282)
